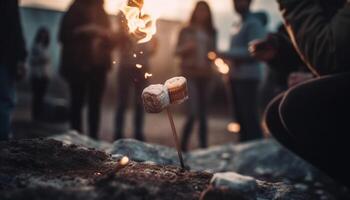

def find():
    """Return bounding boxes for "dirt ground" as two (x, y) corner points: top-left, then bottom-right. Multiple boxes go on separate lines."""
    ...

(0, 139), (212, 200)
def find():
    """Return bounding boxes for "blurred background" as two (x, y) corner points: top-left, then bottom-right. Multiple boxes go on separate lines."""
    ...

(12, 0), (282, 150)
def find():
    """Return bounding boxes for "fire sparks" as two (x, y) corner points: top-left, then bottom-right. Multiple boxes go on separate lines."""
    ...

(227, 122), (241, 133)
(120, 0), (158, 44)
(207, 51), (230, 75)
(208, 51), (217, 61)
(119, 156), (130, 166)
(214, 58), (230, 75)
(144, 72), (153, 79)
(136, 64), (143, 68)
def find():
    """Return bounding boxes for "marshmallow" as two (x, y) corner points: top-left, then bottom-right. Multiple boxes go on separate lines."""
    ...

(142, 84), (170, 113)
(164, 77), (189, 105)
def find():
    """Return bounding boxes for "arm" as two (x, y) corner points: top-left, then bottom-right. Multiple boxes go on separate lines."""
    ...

(223, 20), (266, 60)
(277, 0), (348, 75)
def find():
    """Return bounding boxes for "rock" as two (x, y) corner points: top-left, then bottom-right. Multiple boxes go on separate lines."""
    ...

(187, 139), (328, 183)
(186, 144), (235, 173)
(211, 172), (257, 194)
(111, 139), (180, 165)
(50, 131), (112, 152)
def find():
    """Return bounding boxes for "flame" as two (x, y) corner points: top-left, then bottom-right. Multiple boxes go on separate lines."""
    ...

(136, 64), (143, 68)
(227, 122), (240, 133)
(120, 0), (158, 44)
(214, 58), (230, 75)
(144, 72), (153, 79)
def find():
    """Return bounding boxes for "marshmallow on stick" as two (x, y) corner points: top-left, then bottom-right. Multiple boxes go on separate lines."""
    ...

(164, 77), (189, 105)
(142, 84), (170, 113)
(142, 77), (188, 169)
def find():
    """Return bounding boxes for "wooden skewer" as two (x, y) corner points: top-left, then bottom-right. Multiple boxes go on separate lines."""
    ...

(166, 107), (185, 169)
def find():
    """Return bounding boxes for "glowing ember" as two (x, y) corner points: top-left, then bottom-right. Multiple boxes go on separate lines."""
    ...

(120, 0), (158, 44)
(136, 64), (143, 68)
(215, 58), (230, 75)
(133, 53), (137, 58)
(94, 172), (102, 176)
(227, 122), (241, 133)
(140, 51), (144, 54)
(119, 156), (130, 166)
(144, 72), (153, 79)
(208, 51), (217, 61)
(113, 60), (117, 64)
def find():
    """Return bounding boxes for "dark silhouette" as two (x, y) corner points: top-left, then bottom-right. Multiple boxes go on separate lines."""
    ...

(58, 0), (113, 139)
(0, 0), (27, 141)
(265, 0), (350, 188)
(221, 0), (266, 142)
(250, 24), (308, 112)
(114, 14), (158, 141)
(176, 1), (217, 151)
(29, 27), (51, 120)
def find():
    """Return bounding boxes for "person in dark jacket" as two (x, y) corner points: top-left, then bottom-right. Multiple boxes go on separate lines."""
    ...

(0, 0), (27, 141)
(176, 1), (217, 151)
(250, 24), (311, 112)
(58, 0), (113, 139)
(264, 0), (350, 188)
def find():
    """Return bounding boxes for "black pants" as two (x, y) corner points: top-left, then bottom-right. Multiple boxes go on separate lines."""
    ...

(68, 72), (106, 139)
(264, 73), (350, 188)
(231, 79), (263, 142)
(181, 78), (209, 151)
(114, 67), (147, 141)
(31, 77), (49, 120)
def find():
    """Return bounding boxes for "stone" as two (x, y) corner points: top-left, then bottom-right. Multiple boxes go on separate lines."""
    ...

(111, 139), (180, 165)
(50, 131), (112, 152)
(210, 172), (257, 196)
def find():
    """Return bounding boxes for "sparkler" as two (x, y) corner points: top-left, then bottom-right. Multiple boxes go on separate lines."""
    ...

(207, 52), (240, 134)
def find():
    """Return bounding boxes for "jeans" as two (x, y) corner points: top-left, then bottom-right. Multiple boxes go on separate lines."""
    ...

(0, 65), (15, 141)
(231, 79), (263, 142)
(31, 77), (49, 120)
(181, 78), (210, 151)
(68, 71), (106, 139)
(264, 73), (350, 188)
(114, 66), (147, 141)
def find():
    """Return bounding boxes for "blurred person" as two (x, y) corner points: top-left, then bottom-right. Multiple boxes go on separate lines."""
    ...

(58, 0), (113, 139)
(0, 0), (27, 141)
(176, 1), (217, 151)
(250, 24), (311, 112)
(29, 27), (51, 120)
(114, 14), (158, 142)
(221, 0), (267, 142)
(265, 0), (350, 188)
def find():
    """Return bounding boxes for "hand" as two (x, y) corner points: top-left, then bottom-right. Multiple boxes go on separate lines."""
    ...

(15, 62), (27, 81)
(249, 39), (276, 61)
(288, 72), (314, 88)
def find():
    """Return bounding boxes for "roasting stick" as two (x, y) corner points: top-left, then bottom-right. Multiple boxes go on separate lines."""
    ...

(166, 107), (185, 169)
